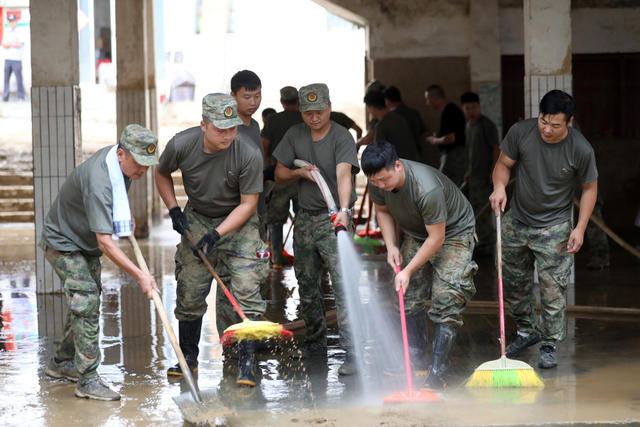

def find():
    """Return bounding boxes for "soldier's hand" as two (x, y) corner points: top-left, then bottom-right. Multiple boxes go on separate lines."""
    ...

(386, 247), (402, 271)
(138, 272), (159, 300)
(489, 188), (507, 217)
(567, 227), (585, 254)
(169, 206), (190, 236)
(394, 268), (410, 294)
(297, 165), (318, 183)
(194, 229), (220, 257)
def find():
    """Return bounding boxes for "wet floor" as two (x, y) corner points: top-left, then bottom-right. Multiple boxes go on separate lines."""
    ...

(1, 221), (640, 426)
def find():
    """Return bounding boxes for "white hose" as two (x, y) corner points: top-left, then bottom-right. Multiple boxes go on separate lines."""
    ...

(293, 159), (338, 213)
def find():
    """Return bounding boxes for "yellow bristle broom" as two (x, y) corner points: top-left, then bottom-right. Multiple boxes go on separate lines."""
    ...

(184, 231), (293, 346)
(466, 213), (544, 388)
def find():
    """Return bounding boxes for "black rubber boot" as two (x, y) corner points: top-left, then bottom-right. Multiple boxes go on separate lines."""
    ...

(406, 309), (429, 376)
(422, 323), (456, 391)
(237, 340), (258, 387)
(167, 318), (202, 377)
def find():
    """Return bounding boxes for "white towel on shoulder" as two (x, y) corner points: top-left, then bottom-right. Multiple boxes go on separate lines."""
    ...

(106, 145), (132, 237)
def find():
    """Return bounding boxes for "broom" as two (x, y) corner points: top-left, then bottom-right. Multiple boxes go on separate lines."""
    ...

(465, 213), (544, 388)
(184, 230), (293, 346)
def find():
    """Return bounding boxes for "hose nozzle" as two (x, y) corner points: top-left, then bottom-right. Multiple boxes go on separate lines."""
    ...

(334, 223), (347, 236)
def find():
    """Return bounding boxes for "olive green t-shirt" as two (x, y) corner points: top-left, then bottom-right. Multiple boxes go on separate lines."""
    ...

(42, 146), (128, 257)
(369, 160), (475, 240)
(158, 126), (263, 218)
(261, 109), (303, 162)
(374, 111), (419, 162)
(273, 122), (360, 211)
(237, 118), (263, 156)
(501, 118), (598, 227)
(465, 114), (499, 180)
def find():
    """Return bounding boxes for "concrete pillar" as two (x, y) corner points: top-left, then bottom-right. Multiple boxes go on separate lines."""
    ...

(523, 0), (572, 118)
(30, 0), (81, 296)
(115, 0), (158, 237)
(470, 0), (502, 135)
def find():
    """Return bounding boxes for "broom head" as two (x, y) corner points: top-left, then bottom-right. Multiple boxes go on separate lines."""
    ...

(465, 355), (544, 388)
(220, 319), (293, 347)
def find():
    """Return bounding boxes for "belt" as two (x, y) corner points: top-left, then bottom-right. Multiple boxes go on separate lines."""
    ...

(299, 207), (329, 217)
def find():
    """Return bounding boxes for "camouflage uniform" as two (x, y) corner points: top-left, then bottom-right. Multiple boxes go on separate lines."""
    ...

(293, 210), (352, 349)
(501, 211), (573, 344)
(41, 241), (102, 381)
(400, 232), (478, 327)
(175, 204), (268, 337)
(265, 182), (298, 225)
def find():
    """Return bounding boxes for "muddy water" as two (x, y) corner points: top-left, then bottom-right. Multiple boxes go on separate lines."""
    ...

(1, 222), (640, 426)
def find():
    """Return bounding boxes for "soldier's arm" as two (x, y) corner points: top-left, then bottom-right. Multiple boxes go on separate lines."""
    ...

(568, 180), (597, 254)
(395, 221), (445, 293)
(275, 161), (316, 184)
(489, 152), (516, 215)
(374, 203), (401, 269)
(333, 162), (353, 226)
(96, 233), (158, 299)
(214, 193), (259, 237)
(155, 168), (179, 210)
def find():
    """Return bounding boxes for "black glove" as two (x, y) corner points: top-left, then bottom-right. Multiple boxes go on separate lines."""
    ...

(194, 229), (220, 257)
(169, 207), (190, 235)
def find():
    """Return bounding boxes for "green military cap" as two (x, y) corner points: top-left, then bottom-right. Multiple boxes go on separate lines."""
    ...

(202, 93), (243, 129)
(299, 83), (330, 112)
(119, 124), (158, 166)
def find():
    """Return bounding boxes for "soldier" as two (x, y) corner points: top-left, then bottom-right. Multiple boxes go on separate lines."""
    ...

(272, 83), (360, 374)
(460, 92), (500, 258)
(490, 90), (598, 369)
(261, 86), (304, 267)
(425, 84), (466, 187)
(42, 124), (160, 401)
(156, 94), (268, 386)
(361, 141), (477, 390)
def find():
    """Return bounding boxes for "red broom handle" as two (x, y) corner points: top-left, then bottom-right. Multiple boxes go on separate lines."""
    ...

(185, 230), (248, 321)
(396, 265), (414, 392)
(365, 192), (373, 234)
(496, 213), (506, 356)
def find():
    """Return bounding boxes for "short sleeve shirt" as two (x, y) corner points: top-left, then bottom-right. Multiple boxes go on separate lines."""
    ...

(501, 118), (598, 227)
(158, 126), (263, 218)
(394, 103), (427, 143)
(261, 109), (304, 161)
(466, 114), (499, 179)
(42, 146), (125, 256)
(374, 111), (419, 162)
(237, 118), (263, 156)
(273, 122), (360, 211)
(439, 103), (466, 153)
(369, 160), (475, 240)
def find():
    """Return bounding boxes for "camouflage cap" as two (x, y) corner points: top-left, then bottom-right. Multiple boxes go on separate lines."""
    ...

(202, 93), (243, 129)
(280, 86), (298, 103)
(299, 83), (330, 112)
(119, 124), (158, 166)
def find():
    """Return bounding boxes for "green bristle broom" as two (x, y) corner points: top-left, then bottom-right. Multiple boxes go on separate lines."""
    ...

(466, 213), (544, 388)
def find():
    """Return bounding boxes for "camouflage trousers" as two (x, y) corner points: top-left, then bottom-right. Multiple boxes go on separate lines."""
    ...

(441, 145), (466, 188)
(293, 210), (352, 349)
(469, 177), (496, 254)
(501, 211), (573, 344)
(175, 204), (268, 338)
(41, 240), (102, 381)
(400, 232), (478, 327)
(265, 181), (298, 225)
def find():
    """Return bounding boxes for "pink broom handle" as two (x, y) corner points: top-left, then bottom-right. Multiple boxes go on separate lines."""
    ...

(396, 265), (414, 392)
(496, 213), (506, 356)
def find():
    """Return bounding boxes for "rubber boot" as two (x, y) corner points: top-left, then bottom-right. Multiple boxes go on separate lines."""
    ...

(270, 223), (285, 268)
(422, 323), (456, 391)
(237, 340), (258, 387)
(406, 309), (429, 376)
(167, 318), (202, 376)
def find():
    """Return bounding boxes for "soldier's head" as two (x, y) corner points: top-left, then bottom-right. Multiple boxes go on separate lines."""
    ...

(201, 94), (242, 151)
(280, 86), (299, 110)
(117, 124), (158, 179)
(460, 92), (481, 123)
(383, 86), (402, 108)
(425, 84), (447, 110)
(538, 90), (575, 143)
(261, 107), (276, 125)
(230, 70), (262, 120)
(361, 141), (405, 192)
(364, 90), (388, 120)
(299, 83), (332, 132)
